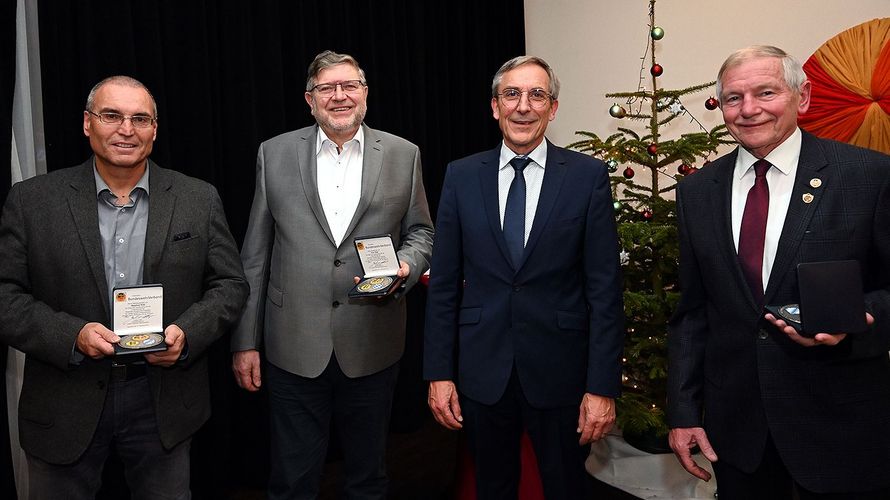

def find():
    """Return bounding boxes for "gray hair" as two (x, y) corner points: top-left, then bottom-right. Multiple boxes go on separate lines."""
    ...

(716, 45), (807, 101)
(85, 75), (158, 118)
(306, 50), (367, 91)
(491, 55), (560, 99)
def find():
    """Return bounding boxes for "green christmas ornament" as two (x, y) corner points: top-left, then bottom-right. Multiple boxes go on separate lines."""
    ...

(613, 201), (622, 211)
(607, 159), (619, 173)
(650, 26), (665, 40)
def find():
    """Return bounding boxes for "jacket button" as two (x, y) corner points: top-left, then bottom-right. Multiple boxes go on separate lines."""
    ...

(513, 286), (521, 292)
(332, 301), (340, 308)
(334, 259), (342, 267)
(758, 329), (768, 340)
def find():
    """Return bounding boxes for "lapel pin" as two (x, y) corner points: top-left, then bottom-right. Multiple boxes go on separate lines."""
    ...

(809, 178), (822, 188)
(802, 193), (814, 204)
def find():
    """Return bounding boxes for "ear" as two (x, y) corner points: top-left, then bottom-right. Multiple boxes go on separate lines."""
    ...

(797, 80), (812, 115)
(83, 111), (91, 137)
(491, 97), (500, 120)
(305, 92), (314, 109)
(548, 99), (559, 121)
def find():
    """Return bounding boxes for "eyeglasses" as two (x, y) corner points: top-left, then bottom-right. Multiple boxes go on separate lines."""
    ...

(87, 110), (156, 128)
(308, 80), (366, 97)
(496, 88), (553, 108)
(308, 80), (366, 96)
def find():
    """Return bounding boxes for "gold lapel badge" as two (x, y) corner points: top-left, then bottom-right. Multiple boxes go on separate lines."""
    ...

(802, 193), (814, 204)
(809, 178), (822, 188)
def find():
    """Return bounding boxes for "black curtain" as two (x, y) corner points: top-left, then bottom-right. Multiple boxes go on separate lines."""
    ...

(1, 0), (17, 497)
(34, 1), (524, 497)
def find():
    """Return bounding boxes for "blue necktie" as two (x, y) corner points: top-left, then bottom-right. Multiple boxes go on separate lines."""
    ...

(504, 156), (531, 267)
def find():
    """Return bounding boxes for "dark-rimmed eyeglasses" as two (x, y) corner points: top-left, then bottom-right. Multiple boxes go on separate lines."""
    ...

(86, 110), (156, 128)
(308, 80), (366, 97)
(496, 88), (553, 109)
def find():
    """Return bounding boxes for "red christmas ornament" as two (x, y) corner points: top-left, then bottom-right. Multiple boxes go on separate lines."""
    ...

(650, 64), (664, 77)
(623, 167), (635, 179)
(642, 209), (654, 220)
(678, 164), (691, 175)
(705, 97), (719, 110)
(686, 166), (699, 175)
(647, 144), (658, 156)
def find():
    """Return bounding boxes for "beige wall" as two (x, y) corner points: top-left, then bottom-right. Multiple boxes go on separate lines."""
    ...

(525, 0), (888, 155)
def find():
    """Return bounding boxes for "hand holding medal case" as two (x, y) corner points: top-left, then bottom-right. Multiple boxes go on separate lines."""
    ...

(765, 260), (867, 337)
(112, 284), (168, 356)
(348, 235), (404, 298)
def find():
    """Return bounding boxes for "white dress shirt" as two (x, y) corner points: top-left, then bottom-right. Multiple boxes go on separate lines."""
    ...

(498, 140), (547, 245)
(316, 126), (364, 247)
(731, 128), (803, 292)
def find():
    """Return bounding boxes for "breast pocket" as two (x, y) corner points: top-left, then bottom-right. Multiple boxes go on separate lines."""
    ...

(799, 227), (858, 261)
(166, 235), (204, 272)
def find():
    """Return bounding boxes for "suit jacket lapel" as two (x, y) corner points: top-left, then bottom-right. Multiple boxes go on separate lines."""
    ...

(297, 126), (336, 245)
(344, 125), (383, 241)
(520, 141), (567, 271)
(478, 147), (514, 267)
(144, 160), (174, 284)
(708, 149), (761, 310)
(68, 160), (110, 317)
(764, 134), (829, 304)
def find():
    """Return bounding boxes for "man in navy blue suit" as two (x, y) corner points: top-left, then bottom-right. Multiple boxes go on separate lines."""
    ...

(423, 56), (624, 499)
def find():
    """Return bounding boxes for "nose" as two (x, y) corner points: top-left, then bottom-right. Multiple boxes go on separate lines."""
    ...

(117, 118), (136, 135)
(738, 97), (760, 118)
(332, 84), (347, 100)
(515, 91), (532, 112)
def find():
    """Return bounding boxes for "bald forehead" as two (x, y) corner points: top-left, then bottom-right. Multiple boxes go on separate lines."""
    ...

(93, 83), (156, 115)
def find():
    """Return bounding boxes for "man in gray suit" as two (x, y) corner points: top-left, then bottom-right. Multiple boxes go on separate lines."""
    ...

(0, 76), (248, 498)
(231, 50), (433, 499)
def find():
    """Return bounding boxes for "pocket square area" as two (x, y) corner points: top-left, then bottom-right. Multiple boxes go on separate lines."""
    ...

(173, 232), (192, 241)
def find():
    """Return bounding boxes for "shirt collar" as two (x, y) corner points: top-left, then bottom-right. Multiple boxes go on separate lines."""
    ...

(93, 160), (150, 198)
(498, 139), (548, 171)
(735, 127), (802, 179)
(315, 125), (364, 155)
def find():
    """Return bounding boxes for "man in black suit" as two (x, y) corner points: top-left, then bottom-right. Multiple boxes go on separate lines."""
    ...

(424, 55), (623, 499)
(668, 45), (890, 499)
(0, 76), (248, 498)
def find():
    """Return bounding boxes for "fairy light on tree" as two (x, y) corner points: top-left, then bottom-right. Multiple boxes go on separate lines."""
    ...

(569, 0), (733, 446)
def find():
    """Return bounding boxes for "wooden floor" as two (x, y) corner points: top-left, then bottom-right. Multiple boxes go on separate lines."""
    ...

(227, 419), (639, 500)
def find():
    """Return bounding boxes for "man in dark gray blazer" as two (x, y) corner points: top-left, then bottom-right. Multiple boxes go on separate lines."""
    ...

(0, 76), (248, 498)
(231, 51), (433, 499)
(668, 46), (890, 499)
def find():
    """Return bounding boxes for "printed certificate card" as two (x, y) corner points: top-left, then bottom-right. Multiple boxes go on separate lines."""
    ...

(348, 234), (403, 298)
(112, 284), (168, 355)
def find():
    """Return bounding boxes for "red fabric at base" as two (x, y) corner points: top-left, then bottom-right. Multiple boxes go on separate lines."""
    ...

(454, 431), (545, 500)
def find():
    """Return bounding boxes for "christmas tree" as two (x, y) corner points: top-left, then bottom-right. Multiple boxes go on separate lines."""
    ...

(568, 0), (733, 443)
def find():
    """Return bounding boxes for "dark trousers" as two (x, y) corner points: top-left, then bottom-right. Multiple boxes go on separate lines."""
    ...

(460, 369), (591, 500)
(266, 355), (399, 500)
(26, 376), (191, 500)
(713, 434), (890, 500)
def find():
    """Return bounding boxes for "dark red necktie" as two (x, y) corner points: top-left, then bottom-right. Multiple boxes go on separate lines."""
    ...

(738, 159), (771, 305)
